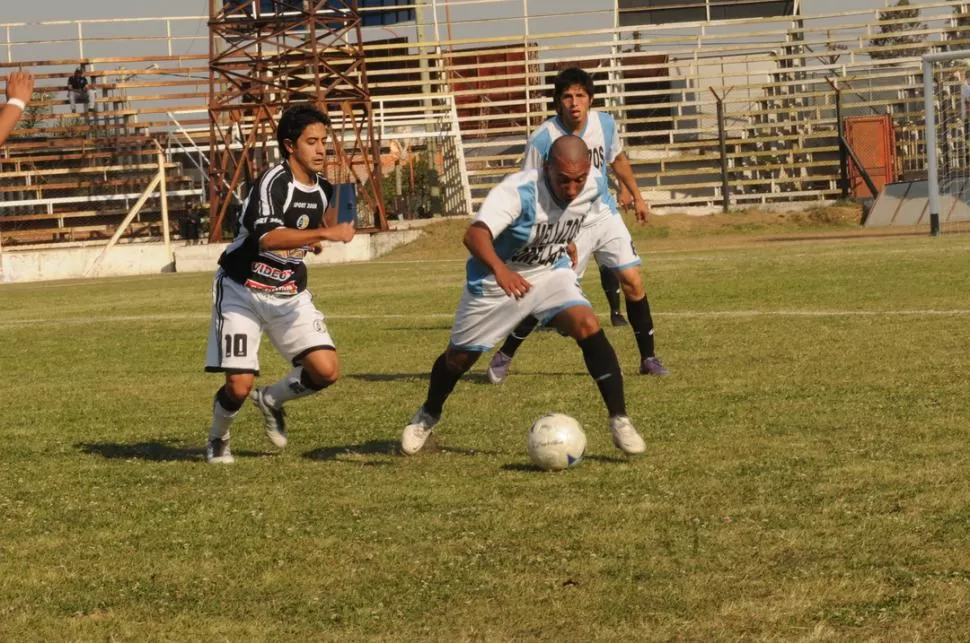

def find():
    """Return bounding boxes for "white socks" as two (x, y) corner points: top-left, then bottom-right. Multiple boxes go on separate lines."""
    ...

(261, 366), (318, 409)
(209, 399), (240, 441)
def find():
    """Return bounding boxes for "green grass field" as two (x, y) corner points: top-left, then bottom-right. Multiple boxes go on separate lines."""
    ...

(2, 214), (969, 640)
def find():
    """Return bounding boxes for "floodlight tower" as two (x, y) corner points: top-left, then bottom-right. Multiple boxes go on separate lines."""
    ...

(207, 0), (387, 240)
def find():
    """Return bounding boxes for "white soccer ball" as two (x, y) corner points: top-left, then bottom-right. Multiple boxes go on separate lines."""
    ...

(527, 413), (587, 471)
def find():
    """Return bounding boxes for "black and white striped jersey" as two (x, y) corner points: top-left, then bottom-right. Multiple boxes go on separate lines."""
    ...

(218, 161), (334, 296)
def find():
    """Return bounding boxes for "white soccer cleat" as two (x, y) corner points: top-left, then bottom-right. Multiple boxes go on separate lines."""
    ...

(486, 351), (513, 384)
(401, 406), (439, 455)
(206, 436), (235, 464)
(609, 416), (646, 455)
(250, 387), (287, 448)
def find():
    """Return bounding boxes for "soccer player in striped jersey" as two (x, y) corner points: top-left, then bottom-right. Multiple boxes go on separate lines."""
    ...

(485, 67), (669, 383)
(202, 104), (355, 464)
(401, 136), (647, 457)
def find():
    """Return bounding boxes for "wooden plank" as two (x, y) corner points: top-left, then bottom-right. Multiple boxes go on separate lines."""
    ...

(0, 162), (178, 180)
(0, 175), (193, 194)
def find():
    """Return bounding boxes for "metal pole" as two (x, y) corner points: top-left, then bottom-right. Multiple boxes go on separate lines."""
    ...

(158, 150), (171, 261)
(923, 58), (941, 236)
(415, 0), (433, 115)
(710, 88), (730, 213)
(835, 85), (849, 200)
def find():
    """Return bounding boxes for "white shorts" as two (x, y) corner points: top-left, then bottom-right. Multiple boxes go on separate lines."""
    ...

(449, 267), (591, 352)
(573, 214), (641, 278)
(204, 270), (335, 374)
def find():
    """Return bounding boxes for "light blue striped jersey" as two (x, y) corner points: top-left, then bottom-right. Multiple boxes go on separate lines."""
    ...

(465, 168), (612, 295)
(521, 110), (622, 228)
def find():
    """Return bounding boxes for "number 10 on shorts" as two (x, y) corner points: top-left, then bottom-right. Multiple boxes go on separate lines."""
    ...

(224, 334), (248, 358)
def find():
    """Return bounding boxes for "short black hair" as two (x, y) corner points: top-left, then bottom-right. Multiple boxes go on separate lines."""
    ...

(277, 104), (330, 159)
(552, 67), (596, 105)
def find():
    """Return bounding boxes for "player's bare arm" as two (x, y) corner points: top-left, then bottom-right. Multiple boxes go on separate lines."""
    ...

(323, 206), (338, 229)
(1, 70), (34, 147)
(610, 152), (650, 224)
(463, 222), (532, 299)
(260, 221), (355, 250)
(308, 207), (340, 253)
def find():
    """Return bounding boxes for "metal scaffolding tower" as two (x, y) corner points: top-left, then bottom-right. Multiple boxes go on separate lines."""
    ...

(207, 0), (387, 240)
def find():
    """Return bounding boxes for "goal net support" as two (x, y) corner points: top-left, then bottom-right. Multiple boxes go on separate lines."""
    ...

(923, 49), (970, 236)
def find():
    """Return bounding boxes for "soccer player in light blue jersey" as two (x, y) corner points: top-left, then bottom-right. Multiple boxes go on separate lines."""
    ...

(401, 136), (646, 457)
(486, 67), (669, 383)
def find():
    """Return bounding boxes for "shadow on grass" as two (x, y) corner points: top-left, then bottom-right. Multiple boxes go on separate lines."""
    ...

(76, 440), (215, 462)
(500, 454), (629, 472)
(346, 373), (429, 382)
(302, 440), (503, 461)
(302, 440), (398, 462)
(385, 325), (453, 332)
(347, 372), (495, 386)
(347, 371), (586, 385)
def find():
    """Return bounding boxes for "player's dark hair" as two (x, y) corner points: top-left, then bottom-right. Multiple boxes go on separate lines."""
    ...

(552, 67), (596, 105)
(277, 104), (330, 159)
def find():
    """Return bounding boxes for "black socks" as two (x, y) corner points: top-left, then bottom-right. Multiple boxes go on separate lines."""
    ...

(424, 352), (468, 418)
(599, 265), (622, 316)
(215, 385), (244, 412)
(625, 296), (656, 360)
(578, 330), (626, 417)
(498, 314), (541, 359)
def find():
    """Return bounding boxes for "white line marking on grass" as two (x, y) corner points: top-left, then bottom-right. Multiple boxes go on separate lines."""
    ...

(3, 309), (970, 329)
(662, 309), (970, 318)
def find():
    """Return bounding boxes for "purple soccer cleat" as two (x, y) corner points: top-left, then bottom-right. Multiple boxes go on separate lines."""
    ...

(639, 356), (670, 377)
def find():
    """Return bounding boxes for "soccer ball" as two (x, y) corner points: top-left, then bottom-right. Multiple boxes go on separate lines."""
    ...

(527, 413), (587, 471)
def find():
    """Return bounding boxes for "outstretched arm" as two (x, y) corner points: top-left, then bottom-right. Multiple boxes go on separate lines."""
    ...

(0, 71), (34, 147)
(261, 221), (355, 250)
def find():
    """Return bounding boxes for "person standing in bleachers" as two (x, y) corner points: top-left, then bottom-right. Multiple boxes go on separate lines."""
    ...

(67, 66), (94, 113)
(0, 70), (33, 146)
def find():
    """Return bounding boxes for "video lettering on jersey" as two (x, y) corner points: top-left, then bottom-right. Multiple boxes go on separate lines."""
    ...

(245, 262), (299, 295)
(508, 218), (582, 266)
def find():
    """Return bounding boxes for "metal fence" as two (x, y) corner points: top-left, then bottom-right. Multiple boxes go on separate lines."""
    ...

(2, 1), (968, 218)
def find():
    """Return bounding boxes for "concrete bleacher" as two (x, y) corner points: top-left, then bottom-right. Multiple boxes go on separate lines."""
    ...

(0, 56), (207, 246)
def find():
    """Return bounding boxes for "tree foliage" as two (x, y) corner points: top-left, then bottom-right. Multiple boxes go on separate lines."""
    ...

(380, 153), (438, 218)
(868, 0), (927, 60)
(13, 90), (53, 134)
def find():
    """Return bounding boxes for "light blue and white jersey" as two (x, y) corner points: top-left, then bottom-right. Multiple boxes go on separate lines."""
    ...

(521, 110), (622, 228)
(466, 168), (611, 295)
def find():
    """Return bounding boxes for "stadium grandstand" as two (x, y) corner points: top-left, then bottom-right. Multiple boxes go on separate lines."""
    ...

(1, 0), (968, 253)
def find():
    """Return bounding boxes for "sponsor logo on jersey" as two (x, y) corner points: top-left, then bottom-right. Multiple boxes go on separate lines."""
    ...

(251, 261), (295, 282)
(588, 145), (606, 169)
(245, 279), (299, 296)
(508, 217), (583, 266)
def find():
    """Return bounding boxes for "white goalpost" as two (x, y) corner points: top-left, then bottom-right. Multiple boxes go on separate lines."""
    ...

(922, 49), (970, 236)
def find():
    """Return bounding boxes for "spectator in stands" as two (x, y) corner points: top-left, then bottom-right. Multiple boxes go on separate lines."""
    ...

(0, 70), (33, 147)
(184, 208), (202, 245)
(67, 66), (94, 113)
